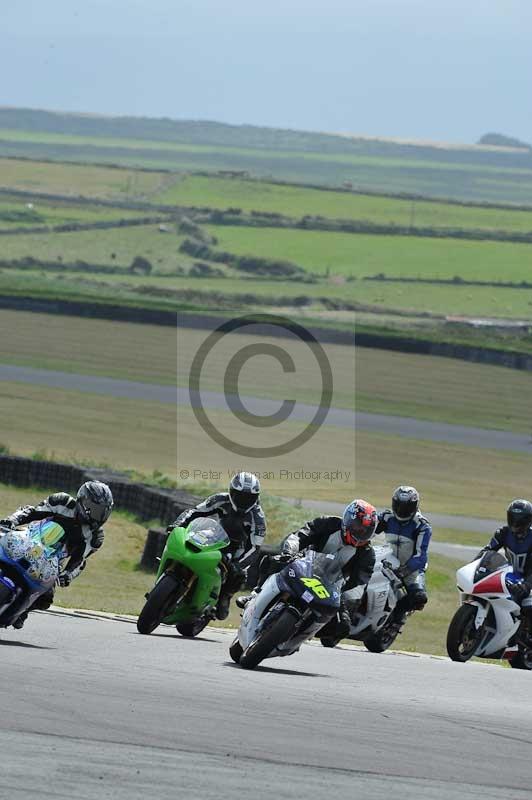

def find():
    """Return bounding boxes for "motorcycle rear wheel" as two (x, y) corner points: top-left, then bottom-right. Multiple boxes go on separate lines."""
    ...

(176, 616), (210, 638)
(446, 604), (482, 662)
(137, 574), (184, 635)
(239, 608), (298, 670)
(509, 647), (532, 670)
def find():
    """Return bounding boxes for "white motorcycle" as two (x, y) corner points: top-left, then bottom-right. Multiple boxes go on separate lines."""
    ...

(446, 551), (532, 670)
(319, 545), (408, 652)
(230, 549), (343, 670)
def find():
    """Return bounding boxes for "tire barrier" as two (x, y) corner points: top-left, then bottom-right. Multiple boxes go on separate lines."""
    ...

(0, 455), (200, 572)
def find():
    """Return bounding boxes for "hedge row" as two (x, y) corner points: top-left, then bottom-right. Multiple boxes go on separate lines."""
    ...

(178, 237), (314, 280)
(197, 209), (532, 244)
(0, 215), (170, 237)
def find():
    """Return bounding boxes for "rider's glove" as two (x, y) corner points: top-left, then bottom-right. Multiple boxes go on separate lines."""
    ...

(0, 519), (14, 529)
(275, 553), (295, 564)
(281, 535), (299, 557)
(506, 578), (529, 602)
(395, 565), (409, 579)
(91, 528), (105, 549)
(58, 571), (72, 588)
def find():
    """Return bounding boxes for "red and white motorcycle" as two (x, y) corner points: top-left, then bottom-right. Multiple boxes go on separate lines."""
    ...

(447, 551), (532, 670)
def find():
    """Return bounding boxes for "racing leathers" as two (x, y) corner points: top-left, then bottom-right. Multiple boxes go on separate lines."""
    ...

(478, 525), (532, 630)
(375, 510), (432, 617)
(267, 516), (376, 639)
(2, 492), (106, 614)
(170, 492), (266, 617)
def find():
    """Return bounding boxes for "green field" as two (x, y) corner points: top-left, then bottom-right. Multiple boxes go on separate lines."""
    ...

(0, 157), (170, 199)
(1, 210), (532, 324)
(206, 224), (532, 282)
(0, 154), (531, 335)
(0, 198), (152, 228)
(0, 224), (187, 269)
(155, 174), (532, 232)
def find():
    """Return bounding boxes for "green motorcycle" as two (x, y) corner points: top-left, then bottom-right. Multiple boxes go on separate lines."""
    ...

(137, 517), (230, 637)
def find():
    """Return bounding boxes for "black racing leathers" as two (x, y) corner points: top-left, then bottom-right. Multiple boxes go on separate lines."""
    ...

(171, 492), (266, 584)
(283, 516), (375, 590)
(6, 492), (105, 578)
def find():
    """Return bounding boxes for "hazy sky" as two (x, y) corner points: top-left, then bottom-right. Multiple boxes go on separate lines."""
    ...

(2, 0), (531, 142)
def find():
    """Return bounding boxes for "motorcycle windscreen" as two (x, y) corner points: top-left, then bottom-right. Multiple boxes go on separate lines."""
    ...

(31, 520), (66, 550)
(186, 517), (230, 548)
(474, 551), (507, 583)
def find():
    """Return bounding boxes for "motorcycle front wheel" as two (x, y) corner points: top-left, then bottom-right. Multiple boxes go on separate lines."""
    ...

(364, 619), (401, 653)
(229, 637), (243, 663)
(509, 647), (532, 670)
(137, 574), (185, 635)
(239, 608), (299, 670)
(446, 603), (482, 662)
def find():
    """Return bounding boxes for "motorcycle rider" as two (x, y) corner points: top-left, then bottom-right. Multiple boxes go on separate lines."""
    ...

(238, 499), (378, 642)
(375, 486), (432, 625)
(0, 480), (113, 627)
(477, 499), (532, 641)
(168, 471), (266, 620)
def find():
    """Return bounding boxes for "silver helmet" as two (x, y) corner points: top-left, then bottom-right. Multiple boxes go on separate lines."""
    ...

(76, 481), (114, 528)
(229, 472), (260, 512)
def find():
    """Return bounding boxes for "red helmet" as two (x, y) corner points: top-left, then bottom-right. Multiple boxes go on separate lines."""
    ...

(342, 500), (377, 547)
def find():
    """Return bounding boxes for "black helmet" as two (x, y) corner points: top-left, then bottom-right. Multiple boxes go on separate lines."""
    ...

(392, 486), (419, 522)
(229, 472), (260, 512)
(76, 481), (114, 528)
(507, 499), (532, 539)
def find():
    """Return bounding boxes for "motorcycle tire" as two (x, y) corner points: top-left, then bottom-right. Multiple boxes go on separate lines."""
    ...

(176, 616), (210, 638)
(229, 637), (243, 663)
(446, 604), (482, 662)
(239, 608), (299, 670)
(320, 636), (341, 648)
(509, 647), (532, 670)
(137, 574), (184, 635)
(364, 620), (401, 653)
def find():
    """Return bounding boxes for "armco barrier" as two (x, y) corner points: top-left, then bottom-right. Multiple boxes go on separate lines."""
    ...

(0, 456), (200, 570)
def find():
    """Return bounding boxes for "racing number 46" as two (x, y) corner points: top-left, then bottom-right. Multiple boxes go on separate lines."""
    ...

(301, 577), (330, 599)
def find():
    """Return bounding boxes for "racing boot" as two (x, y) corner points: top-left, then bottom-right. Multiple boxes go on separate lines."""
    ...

(236, 591), (256, 609)
(215, 591), (232, 620)
(13, 611), (28, 629)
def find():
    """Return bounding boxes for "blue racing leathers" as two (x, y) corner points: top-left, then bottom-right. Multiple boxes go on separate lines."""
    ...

(479, 526), (532, 610)
(376, 510), (432, 611)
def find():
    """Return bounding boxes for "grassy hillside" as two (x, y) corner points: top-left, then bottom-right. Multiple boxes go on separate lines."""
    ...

(0, 153), (530, 356)
(2, 108), (532, 203)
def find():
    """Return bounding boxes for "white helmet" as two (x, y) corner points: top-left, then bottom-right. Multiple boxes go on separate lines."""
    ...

(229, 472), (260, 512)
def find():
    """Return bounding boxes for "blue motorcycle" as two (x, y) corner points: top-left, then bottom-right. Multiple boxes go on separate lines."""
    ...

(0, 519), (67, 628)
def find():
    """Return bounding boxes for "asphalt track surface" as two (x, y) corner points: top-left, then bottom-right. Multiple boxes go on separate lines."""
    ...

(2, 363), (532, 454)
(2, 610), (531, 800)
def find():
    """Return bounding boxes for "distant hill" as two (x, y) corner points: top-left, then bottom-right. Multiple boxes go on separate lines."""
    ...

(1, 107), (532, 170)
(478, 132), (531, 151)
(1, 107), (532, 205)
